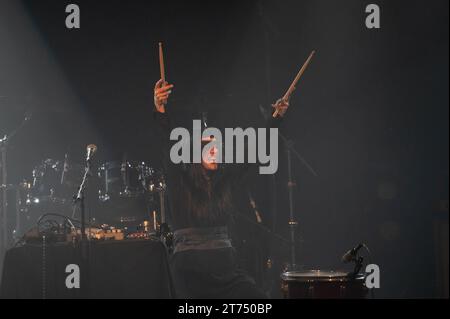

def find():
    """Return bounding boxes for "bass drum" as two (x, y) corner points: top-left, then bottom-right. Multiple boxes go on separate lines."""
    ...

(281, 270), (368, 299)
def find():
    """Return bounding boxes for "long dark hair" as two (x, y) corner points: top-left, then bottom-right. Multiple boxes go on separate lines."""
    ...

(183, 163), (234, 225)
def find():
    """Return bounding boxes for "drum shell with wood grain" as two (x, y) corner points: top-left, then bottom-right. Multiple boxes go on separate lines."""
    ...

(281, 270), (368, 299)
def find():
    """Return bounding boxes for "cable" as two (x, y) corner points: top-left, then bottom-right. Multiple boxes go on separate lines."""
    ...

(13, 213), (104, 247)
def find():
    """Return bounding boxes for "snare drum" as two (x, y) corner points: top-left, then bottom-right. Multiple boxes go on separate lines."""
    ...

(281, 270), (367, 299)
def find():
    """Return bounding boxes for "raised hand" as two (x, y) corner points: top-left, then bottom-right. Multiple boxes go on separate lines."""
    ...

(154, 79), (174, 113)
(272, 97), (290, 118)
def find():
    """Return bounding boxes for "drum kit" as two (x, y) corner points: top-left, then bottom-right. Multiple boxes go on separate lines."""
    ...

(1, 47), (373, 298)
(13, 155), (166, 240)
(4, 156), (371, 299)
(1, 123), (370, 299)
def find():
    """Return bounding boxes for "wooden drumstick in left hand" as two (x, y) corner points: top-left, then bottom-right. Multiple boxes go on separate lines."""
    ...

(273, 50), (315, 117)
(158, 42), (168, 105)
(159, 42), (166, 84)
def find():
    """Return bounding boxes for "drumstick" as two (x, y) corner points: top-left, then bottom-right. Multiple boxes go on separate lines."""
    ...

(159, 42), (166, 84)
(273, 50), (315, 117)
(159, 42), (168, 105)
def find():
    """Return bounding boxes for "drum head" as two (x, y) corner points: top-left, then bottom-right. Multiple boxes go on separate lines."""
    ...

(281, 270), (364, 282)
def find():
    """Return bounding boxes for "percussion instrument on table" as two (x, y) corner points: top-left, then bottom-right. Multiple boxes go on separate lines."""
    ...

(281, 270), (368, 299)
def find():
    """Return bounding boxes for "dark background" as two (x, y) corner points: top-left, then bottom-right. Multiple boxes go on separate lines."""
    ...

(0, 0), (448, 298)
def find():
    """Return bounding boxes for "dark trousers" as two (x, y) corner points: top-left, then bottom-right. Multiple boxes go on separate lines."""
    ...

(170, 247), (267, 299)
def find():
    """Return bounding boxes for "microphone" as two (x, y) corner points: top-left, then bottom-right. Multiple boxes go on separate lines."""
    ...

(86, 144), (97, 163)
(341, 243), (364, 263)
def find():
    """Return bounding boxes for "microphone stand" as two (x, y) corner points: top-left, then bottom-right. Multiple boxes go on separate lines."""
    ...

(0, 115), (31, 258)
(285, 145), (297, 270)
(73, 158), (92, 297)
(280, 133), (317, 271)
(0, 139), (7, 258)
(74, 160), (92, 242)
(259, 105), (318, 271)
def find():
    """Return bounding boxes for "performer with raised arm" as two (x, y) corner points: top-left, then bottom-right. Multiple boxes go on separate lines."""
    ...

(151, 42), (306, 299)
(153, 77), (289, 298)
